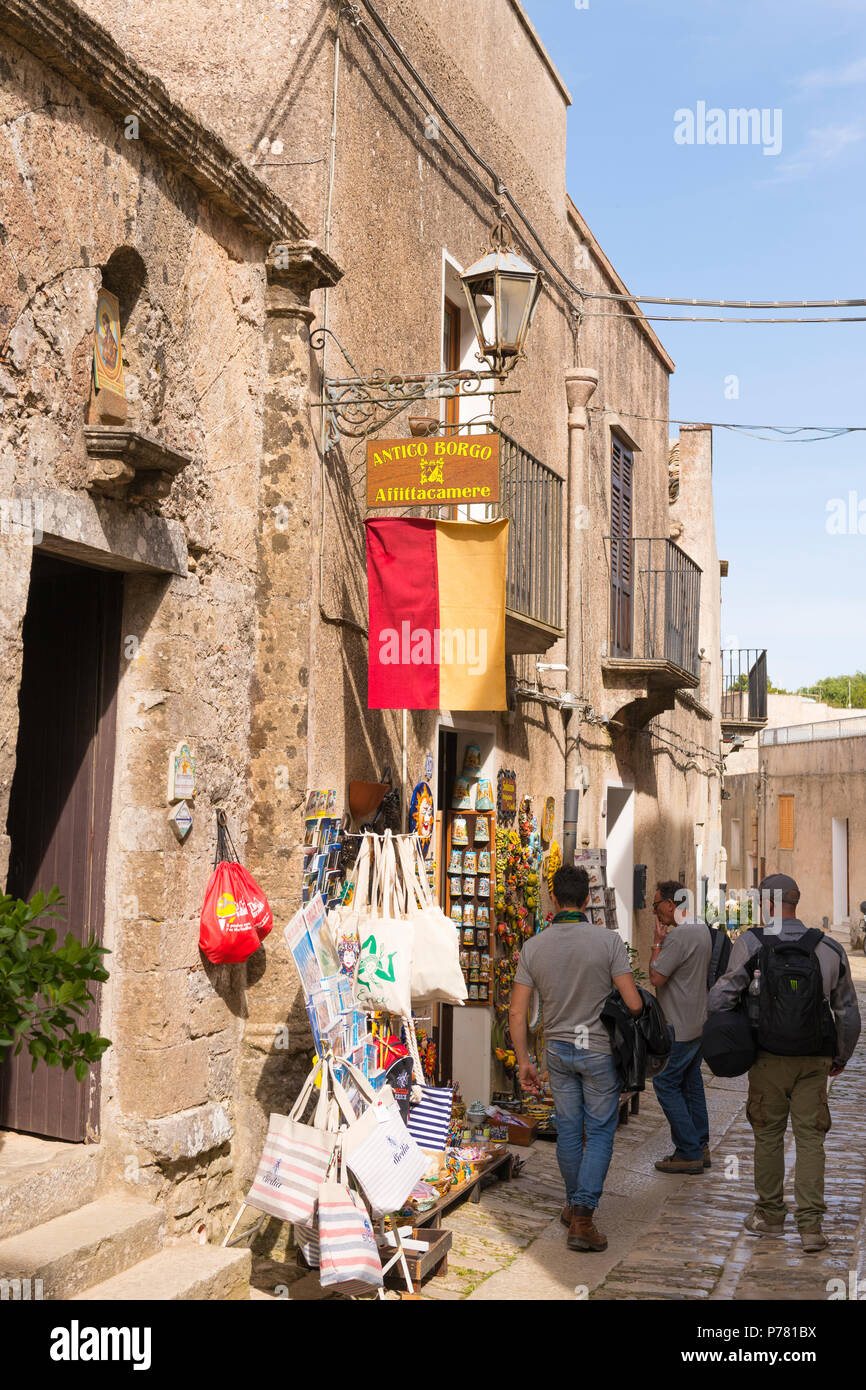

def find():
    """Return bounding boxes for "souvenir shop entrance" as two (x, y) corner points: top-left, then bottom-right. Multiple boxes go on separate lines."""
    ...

(434, 721), (497, 1108)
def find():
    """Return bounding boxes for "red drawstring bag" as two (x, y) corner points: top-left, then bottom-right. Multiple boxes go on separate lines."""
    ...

(199, 811), (273, 964)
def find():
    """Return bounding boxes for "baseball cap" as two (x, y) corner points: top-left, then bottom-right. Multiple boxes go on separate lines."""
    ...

(758, 872), (800, 904)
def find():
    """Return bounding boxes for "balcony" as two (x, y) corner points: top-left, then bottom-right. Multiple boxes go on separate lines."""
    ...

(721, 648), (768, 738)
(602, 537), (702, 731)
(497, 433), (564, 654)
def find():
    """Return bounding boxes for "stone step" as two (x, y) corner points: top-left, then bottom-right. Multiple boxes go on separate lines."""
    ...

(73, 1242), (252, 1301)
(0, 1136), (103, 1240)
(0, 1196), (163, 1299)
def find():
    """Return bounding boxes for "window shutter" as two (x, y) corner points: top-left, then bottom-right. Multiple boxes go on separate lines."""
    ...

(778, 795), (794, 850)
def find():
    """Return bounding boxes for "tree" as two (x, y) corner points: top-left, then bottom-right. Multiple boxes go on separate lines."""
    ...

(798, 671), (866, 709)
(0, 887), (111, 1080)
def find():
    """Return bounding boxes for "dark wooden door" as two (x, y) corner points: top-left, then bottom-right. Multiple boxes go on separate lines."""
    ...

(1, 554), (122, 1141)
(610, 436), (634, 657)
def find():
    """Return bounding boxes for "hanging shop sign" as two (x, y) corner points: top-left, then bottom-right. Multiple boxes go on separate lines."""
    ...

(365, 516), (508, 711)
(366, 434), (500, 508)
(497, 769), (517, 823)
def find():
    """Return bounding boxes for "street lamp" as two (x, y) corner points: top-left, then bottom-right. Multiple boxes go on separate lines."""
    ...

(461, 220), (544, 377)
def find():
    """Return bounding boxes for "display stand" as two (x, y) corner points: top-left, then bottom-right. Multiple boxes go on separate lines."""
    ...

(408, 1148), (514, 1229)
(444, 808), (495, 1004)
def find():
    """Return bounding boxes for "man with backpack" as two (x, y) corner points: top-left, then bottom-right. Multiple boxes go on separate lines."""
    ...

(708, 873), (861, 1253)
(649, 881), (723, 1175)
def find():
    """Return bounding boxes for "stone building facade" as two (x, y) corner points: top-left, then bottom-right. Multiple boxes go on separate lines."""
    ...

(1, 0), (727, 1259)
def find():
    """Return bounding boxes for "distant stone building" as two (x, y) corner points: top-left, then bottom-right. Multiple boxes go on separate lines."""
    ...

(1, 0), (728, 1286)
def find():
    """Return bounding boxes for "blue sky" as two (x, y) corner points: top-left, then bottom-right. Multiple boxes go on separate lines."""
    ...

(524, 0), (866, 691)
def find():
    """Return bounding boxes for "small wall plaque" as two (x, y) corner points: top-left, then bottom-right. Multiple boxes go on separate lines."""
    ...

(169, 800), (193, 841)
(168, 742), (196, 803)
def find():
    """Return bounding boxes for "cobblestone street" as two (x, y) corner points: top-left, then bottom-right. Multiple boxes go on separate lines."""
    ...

(417, 955), (866, 1302)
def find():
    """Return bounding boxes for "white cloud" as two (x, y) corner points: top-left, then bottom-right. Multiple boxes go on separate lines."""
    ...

(799, 55), (866, 90)
(768, 120), (866, 182)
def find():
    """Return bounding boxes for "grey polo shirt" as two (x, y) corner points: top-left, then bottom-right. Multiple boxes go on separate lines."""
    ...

(653, 922), (712, 1043)
(514, 913), (631, 1054)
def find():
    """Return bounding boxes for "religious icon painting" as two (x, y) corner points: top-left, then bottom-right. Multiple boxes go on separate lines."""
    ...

(93, 288), (125, 397)
(541, 796), (555, 847)
(497, 769), (518, 824)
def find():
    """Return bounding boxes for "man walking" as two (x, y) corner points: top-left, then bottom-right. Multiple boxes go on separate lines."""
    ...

(509, 864), (643, 1253)
(649, 880), (712, 1175)
(708, 873), (861, 1252)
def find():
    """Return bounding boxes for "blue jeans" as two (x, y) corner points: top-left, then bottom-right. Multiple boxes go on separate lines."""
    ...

(545, 1040), (622, 1210)
(652, 1036), (709, 1162)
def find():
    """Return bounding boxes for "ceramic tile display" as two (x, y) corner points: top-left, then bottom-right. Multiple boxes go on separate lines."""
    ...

(443, 806), (495, 1006)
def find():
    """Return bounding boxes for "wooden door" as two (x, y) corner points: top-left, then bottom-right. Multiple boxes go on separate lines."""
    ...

(1, 554), (122, 1141)
(610, 436), (634, 656)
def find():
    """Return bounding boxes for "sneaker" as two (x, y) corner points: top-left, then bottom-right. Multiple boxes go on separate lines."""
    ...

(702, 1145), (712, 1170)
(654, 1153), (704, 1175)
(567, 1205), (608, 1252)
(560, 1204), (572, 1227)
(799, 1228), (829, 1254)
(744, 1208), (785, 1237)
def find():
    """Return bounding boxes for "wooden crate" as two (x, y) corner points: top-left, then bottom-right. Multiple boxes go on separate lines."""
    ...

(383, 1227), (453, 1294)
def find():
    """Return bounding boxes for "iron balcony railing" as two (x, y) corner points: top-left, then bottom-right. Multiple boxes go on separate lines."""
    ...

(607, 536), (702, 680)
(497, 433), (563, 633)
(721, 648), (768, 723)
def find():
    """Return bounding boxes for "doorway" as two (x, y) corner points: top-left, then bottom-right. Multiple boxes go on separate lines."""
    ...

(605, 783), (634, 945)
(1, 553), (122, 1140)
(832, 817), (849, 925)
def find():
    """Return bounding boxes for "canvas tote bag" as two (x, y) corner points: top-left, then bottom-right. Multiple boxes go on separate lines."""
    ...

(317, 1151), (384, 1296)
(245, 1056), (349, 1224)
(323, 831), (376, 975)
(335, 1057), (428, 1217)
(353, 830), (415, 1018)
(396, 834), (467, 1005)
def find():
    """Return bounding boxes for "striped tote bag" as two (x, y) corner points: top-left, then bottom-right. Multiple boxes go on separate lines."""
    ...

(246, 1059), (346, 1224)
(318, 1181), (383, 1295)
(407, 1085), (453, 1152)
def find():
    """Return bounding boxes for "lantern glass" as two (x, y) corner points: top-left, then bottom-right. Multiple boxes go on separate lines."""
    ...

(461, 243), (543, 371)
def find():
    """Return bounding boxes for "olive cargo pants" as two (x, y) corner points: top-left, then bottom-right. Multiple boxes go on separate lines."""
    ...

(746, 1051), (833, 1230)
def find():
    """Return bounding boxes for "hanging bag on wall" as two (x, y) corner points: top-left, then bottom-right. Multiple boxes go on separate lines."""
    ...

(335, 1056), (428, 1217)
(245, 1056), (351, 1224)
(396, 835), (468, 1005)
(199, 810), (273, 964)
(352, 831), (415, 1018)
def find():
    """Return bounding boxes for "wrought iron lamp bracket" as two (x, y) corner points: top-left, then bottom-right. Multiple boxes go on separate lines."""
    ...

(309, 326), (515, 449)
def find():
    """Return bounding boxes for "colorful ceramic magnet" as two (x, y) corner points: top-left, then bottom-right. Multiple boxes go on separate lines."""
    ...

(462, 743), (482, 777)
(451, 816), (468, 845)
(409, 780), (435, 856)
(478, 850), (491, 874)
(449, 876), (463, 897)
(462, 850), (477, 875)
(462, 902), (475, 927)
(451, 777), (472, 810)
(478, 876), (490, 899)
(463, 876), (476, 898)
(475, 777), (494, 811)
(474, 816), (490, 843)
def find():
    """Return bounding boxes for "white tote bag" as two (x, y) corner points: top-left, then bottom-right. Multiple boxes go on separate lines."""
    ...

(352, 831), (415, 1018)
(336, 1057), (428, 1217)
(396, 835), (467, 1005)
(323, 832), (376, 974)
(246, 1056), (348, 1224)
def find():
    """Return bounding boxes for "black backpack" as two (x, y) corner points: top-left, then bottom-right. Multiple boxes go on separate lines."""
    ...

(749, 928), (836, 1057)
(705, 923), (732, 989)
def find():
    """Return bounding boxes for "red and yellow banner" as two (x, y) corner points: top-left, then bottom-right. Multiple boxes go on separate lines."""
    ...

(365, 517), (509, 711)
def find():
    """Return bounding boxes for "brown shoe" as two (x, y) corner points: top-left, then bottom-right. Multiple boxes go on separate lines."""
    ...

(702, 1145), (712, 1170)
(654, 1154), (704, 1175)
(560, 1204), (573, 1227)
(567, 1204), (608, 1252)
(800, 1228), (829, 1254)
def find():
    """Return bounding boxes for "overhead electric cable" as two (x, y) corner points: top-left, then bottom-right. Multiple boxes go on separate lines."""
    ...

(588, 407), (866, 439)
(580, 312), (866, 324)
(581, 294), (866, 309)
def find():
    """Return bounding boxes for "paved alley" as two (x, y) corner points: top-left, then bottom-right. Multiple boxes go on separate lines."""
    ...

(417, 955), (866, 1302)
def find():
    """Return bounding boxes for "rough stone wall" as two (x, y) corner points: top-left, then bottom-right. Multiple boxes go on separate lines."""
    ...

(0, 30), (270, 1236)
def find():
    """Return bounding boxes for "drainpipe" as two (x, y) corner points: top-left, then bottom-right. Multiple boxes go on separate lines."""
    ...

(563, 367), (599, 861)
